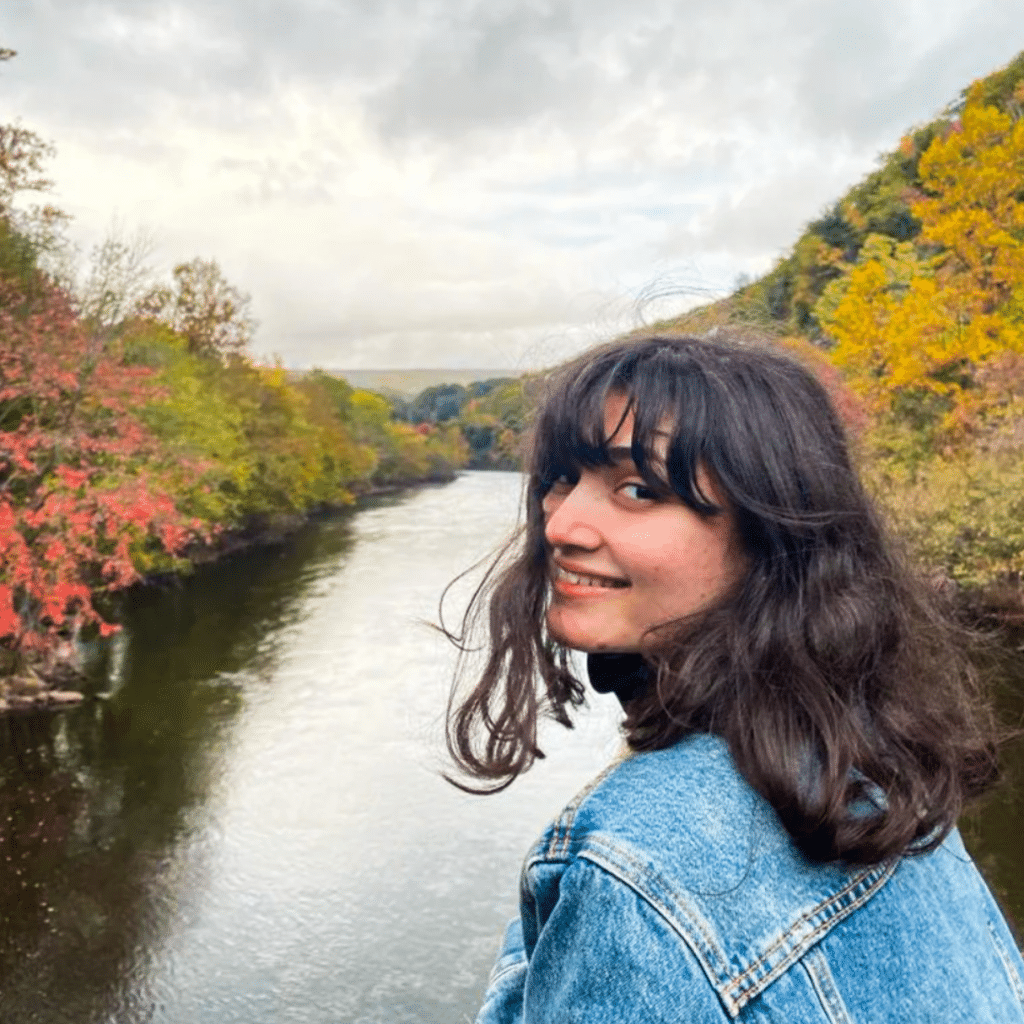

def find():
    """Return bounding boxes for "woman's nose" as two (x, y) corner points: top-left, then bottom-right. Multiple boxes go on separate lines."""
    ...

(543, 483), (603, 551)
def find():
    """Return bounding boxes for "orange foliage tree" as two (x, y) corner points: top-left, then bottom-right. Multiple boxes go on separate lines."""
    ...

(812, 85), (1024, 586)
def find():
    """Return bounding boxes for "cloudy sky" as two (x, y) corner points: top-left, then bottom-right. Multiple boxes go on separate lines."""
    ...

(0, 2), (1020, 370)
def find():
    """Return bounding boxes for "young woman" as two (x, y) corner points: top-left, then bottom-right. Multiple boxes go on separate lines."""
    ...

(445, 333), (1024, 1023)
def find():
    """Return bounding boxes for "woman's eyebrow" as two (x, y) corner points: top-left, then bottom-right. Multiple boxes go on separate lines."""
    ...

(606, 445), (669, 474)
(605, 446), (637, 465)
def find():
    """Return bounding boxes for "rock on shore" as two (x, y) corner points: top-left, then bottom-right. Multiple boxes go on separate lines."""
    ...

(0, 673), (84, 715)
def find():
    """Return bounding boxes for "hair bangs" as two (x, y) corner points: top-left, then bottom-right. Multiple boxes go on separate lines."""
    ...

(534, 344), (723, 516)
(618, 348), (723, 517)
(534, 365), (611, 490)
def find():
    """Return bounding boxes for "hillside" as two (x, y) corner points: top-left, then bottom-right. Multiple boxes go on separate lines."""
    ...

(663, 49), (1024, 343)
(656, 49), (1024, 594)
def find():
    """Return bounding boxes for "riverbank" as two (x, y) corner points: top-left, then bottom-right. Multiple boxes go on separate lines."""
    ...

(0, 673), (83, 714)
(184, 470), (459, 566)
(0, 471), (462, 713)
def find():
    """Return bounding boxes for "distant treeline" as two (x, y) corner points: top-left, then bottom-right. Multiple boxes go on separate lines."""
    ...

(391, 378), (534, 470)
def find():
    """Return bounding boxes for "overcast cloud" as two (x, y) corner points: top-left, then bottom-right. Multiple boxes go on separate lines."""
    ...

(0, 1), (1020, 369)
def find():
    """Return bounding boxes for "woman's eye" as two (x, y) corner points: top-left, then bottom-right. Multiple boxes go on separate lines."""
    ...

(618, 482), (659, 502)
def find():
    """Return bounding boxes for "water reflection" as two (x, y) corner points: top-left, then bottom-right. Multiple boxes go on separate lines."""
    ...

(0, 513), (360, 1023)
(0, 474), (1020, 1023)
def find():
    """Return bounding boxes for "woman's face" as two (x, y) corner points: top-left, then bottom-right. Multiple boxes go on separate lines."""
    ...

(542, 392), (745, 653)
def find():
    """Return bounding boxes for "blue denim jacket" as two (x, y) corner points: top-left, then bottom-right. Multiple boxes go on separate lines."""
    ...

(476, 734), (1024, 1023)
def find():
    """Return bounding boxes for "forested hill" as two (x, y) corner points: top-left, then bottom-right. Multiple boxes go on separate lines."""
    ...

(666, 49), (1024, 342)
(387, 49), (1024, 594)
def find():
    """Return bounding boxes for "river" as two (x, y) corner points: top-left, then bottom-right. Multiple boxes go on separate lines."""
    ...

(0, 472), (1020, 1023)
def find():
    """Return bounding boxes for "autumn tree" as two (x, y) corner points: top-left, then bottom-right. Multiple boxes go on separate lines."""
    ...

(915, 88), (1024, 318)
(76, 223), (159, 338)
(813, 83), (1024, 586)
(0, 44), (471, 669)
(0, 277), (203, 659)
(0, 122), (52, 217)
(818, 88), (1024, 431)
(147, 257), (256, 359)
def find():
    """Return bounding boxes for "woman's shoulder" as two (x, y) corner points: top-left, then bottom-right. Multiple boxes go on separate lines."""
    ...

(521, 734), (893, 1015)
(520, 734), (1023, 1020)
(530, 733), (769, 881)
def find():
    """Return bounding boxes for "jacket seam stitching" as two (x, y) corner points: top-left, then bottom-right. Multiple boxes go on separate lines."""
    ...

(573, 844), (738, 1013)
(724, 859), (898, 1004)
(988, 920), (1024, 1006)
(570, 838), (896, 1016)
(802, 946), (854, 1024)
(545, 759), (625, 860)
(488, 957), (527, 988)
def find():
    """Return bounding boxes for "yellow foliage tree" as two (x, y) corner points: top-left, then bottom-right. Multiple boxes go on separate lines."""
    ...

(916, 92), (1024, 314)
(820, 90), (1024, 433)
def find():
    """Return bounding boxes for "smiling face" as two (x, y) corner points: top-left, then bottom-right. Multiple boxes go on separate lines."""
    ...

(542, 392), (745, 653)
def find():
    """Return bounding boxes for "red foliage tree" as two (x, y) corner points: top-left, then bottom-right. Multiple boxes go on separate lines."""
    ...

(0, 278), (202, 659)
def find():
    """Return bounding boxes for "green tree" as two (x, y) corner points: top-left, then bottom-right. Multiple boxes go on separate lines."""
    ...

(406, 382), (469, 423)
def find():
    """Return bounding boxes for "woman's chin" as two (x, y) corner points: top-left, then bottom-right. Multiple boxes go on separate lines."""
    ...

(546, 614), (638, 654)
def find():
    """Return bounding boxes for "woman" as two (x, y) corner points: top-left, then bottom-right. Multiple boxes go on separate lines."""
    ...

(445, 333), (1024, 1023)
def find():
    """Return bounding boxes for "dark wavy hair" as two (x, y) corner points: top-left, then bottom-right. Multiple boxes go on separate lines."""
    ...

(444, 332), (1000, 864)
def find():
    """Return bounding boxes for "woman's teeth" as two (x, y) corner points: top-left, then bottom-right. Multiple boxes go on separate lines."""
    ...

(556, 566), (627, 589)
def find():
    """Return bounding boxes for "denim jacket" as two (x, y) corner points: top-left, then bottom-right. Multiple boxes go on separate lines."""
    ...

(476, 733), (1024, 1023)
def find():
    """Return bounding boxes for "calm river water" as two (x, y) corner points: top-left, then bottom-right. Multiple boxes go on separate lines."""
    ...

(0, 471), (1021, 1024)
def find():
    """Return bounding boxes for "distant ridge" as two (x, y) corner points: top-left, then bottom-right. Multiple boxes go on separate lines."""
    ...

(324, 368), (517, 396)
